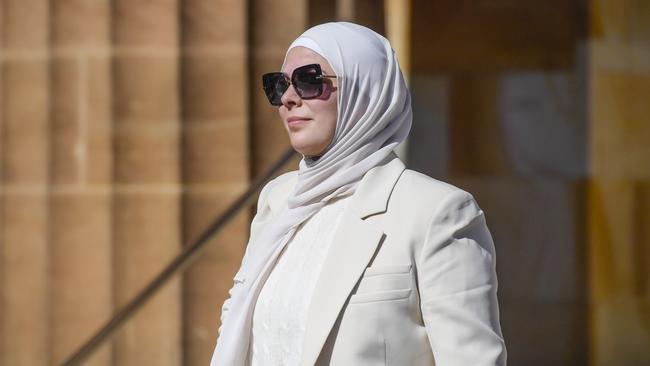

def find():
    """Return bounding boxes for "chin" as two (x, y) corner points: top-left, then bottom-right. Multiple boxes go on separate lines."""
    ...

(294, 148), (321, 156)
(291, 142), (325, 157)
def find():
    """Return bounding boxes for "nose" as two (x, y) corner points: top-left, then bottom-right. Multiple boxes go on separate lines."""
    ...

(280, 84), (302, 109)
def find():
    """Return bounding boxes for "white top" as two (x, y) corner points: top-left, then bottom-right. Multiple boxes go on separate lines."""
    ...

(249, 194), (352, 366)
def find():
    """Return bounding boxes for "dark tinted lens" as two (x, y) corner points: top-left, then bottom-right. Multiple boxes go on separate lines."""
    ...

(292, 64), (322, 99)
(262, 73), (288, 106)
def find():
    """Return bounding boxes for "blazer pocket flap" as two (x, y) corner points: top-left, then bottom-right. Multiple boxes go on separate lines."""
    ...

(363, 264), (412, 277)
(349, 289), (412, 304)
(356, 264), (413, 294)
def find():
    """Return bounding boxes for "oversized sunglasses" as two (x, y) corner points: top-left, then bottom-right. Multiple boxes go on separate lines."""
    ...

(262, 63), (336, 106)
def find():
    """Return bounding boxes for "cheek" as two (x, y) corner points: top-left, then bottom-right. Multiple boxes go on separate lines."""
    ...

(316, 96), (337, 125)
(326, 101), (338, 136)
(327, 111), (337, 136)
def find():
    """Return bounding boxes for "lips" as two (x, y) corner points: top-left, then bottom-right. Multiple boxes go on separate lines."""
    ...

(287, 116), (311, 126)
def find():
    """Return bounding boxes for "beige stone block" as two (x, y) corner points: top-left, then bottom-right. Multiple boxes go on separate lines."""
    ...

(2, 0), (50, 50)
(250, 0), (307, 52)
(587, 179), (650, 366)
(591, 71), (650, 179)
(588, 180), (650, 304)
(182, 122), (248, 184)
(51, 55), (113, 185)
(113, 192), (181, 299)
(87, 57), (112, 121)
(1, 193), (49, 365)
(113, 47), (178, 187)
(591, 41), (650, 74)
(113, 282), (181, 366)
(87, 56), (113, 184)
(181, 192), (249, 365)
(181, 191), (249, 244)
(181, 55), (247, 122)
(113, 192), (182, 366)
(114, 124), (180, 184)
(113, 0), (179, 48)
(180, 0), (246, 49)
(114, 55), (179, 123)
(50, 193), (112, 365)
(0, 2), (4, 46)
(51, 0), (110, 48)
(593, 297), (650, 366)
(51, 56), (82, 184)
(1, 60), (49, 184)
(591, 0), (650, 43)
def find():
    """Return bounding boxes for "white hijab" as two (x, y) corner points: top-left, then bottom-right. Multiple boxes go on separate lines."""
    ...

(211, 21), (411, 365)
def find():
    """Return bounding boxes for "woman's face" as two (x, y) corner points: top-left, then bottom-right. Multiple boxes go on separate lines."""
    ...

(279, 46), (338, 157)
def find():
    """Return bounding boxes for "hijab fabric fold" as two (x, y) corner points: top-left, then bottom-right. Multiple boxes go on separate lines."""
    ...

(210, 21), (412, 365)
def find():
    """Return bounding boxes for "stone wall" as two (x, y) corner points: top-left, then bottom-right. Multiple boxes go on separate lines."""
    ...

(0, 1), (381, 365)
(1, 0), (251, 365)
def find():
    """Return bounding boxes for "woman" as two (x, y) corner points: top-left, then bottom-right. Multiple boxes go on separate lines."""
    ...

(210, 22), (506, 366)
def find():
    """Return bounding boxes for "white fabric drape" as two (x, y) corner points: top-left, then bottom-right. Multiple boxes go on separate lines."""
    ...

(250, 193), (352, 365)
(210, 21), (412, 366)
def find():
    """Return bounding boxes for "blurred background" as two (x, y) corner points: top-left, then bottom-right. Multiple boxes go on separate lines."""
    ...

(0, 0), (648, 365)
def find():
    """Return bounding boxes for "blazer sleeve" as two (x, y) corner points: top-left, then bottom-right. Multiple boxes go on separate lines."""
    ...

(417, 190), (507, 366)
(215, 177), (276, 339)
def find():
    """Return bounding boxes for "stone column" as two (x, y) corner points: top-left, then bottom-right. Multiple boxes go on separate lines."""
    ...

(588, 0), (650, 364)
(112, 1), (182, 365)
(337, 0), (385, 34)
(49, 1), (113, 364)
(0, 1), (51, 365)
(179, 1), (250, 364)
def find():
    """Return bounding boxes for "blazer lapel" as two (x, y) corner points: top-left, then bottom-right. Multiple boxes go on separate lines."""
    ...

(299, 153), (406, 366)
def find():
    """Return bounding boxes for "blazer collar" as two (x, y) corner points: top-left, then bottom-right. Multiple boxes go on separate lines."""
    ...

(266, 152), (406, 219)
(347, 151), (406, 219)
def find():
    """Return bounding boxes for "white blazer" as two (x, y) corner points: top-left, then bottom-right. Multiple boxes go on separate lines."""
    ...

(218, 154), (507, 366)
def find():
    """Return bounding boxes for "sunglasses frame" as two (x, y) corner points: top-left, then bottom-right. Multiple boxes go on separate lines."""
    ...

(262, 63), (337, 106)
